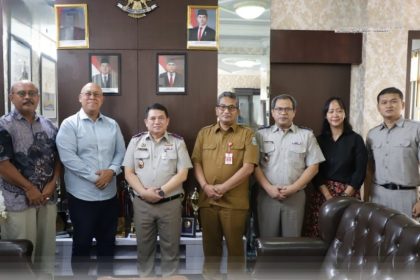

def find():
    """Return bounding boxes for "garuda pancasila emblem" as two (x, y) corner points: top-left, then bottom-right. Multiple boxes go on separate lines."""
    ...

(117, 0), (158, 18)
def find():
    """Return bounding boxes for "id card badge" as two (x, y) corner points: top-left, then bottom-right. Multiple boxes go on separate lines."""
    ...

(225, 152), (233, 165)
(225, 142), (233, 165)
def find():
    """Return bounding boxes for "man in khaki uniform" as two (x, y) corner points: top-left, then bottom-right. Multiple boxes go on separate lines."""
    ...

(123, 103), (192, 277)
(255, 94), (324, 238)
(366, 87), (420, 218)
(192, 91), (259, 276)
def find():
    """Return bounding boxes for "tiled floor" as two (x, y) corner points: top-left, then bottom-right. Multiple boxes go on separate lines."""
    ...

(55, 234), (249, 277)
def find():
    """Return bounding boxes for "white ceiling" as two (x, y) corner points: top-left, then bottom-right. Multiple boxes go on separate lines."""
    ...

(218, 0), (270, 75)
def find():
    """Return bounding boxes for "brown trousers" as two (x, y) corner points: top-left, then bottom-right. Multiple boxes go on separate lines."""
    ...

(200, 205), (248, 276)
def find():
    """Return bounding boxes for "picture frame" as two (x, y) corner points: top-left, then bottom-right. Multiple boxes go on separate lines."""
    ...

(180, 217), (196, 237)
(89, 53), (121, 96)
(8, 35), (32, 111)
(157, 53), (187, 95)
(187, 5), (219, 50)
(40, 54), (57, 120)
(9, 35), (32, 87)
(55, 4), (89, 49)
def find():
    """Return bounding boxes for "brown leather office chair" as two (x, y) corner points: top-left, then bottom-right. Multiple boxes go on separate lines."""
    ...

(254, 197), (420, 279)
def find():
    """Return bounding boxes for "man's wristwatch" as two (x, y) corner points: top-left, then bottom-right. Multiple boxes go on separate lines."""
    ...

(158, 188), (165, 198)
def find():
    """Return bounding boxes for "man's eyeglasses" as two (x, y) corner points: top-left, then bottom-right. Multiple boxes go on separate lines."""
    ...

(273, 107), (294, 113)
(216, 105), (238, 112)
(82, 92), (103, 99)
(15, 90), (39, 98)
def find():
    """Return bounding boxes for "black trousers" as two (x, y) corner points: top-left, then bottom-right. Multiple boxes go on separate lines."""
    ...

(68, 193), (119, 275)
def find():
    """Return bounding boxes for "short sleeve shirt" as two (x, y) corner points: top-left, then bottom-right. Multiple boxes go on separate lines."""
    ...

(366, 117), (420, 186)
(0, 110), (58, 211)
(123, 131), (193, 196)
(256, 124), (325, 186)
(191, 123), (259, 210)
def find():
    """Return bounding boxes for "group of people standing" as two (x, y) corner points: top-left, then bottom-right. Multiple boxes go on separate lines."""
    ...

(1, 80), (420, 279)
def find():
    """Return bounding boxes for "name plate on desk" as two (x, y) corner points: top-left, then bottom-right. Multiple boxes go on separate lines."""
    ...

(181, 217), (196, 237)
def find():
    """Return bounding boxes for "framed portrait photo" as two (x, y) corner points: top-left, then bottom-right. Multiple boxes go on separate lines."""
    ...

(55, 4), (89, 49)
(157, 53), (187, 95)
(40, 54), (57, 120)
(187, 5), (219, 50)
(89, 54), (121, 96)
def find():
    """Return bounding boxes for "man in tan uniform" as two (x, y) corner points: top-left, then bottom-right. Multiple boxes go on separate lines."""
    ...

(255, 94), (324, 238)
(191, 91), (259, 277)
(366, 87), (420, 218)
(123, 103), (192, 277)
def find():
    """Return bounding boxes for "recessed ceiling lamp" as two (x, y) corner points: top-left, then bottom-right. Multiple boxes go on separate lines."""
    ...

(234, 1), (266, 20)
(222, 57), (261, 68)
(234, 59), (260, 68)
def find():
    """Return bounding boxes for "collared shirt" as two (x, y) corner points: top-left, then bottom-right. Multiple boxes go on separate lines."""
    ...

(256, 124), (325, 186)
(123, 131), (192, 196)
(313, 130), (367, 190)
(191, 123), (259, 210)
(56, 109), (126, 201)
(366, 116), (420, 186)
(0, 109), (58, 211)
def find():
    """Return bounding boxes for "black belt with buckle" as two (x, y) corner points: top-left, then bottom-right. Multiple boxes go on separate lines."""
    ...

(379, 183), (417, 190)
(138, 193), (184, 204)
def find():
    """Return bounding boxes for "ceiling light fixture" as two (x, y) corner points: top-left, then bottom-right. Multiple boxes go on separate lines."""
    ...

(221, 57), (261, 68)
(234, 1), (266, 20)
(234, 60), (260, 68)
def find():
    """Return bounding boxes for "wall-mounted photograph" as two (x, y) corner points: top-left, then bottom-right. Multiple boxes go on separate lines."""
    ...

(157, 53), (186, 95)
(40, 54), (57, 120)
(9, 35), (32, 85)
(8, 35), (32, 112)
(55, 4), (89, 49)
(187, 5), (219, 50)
(89, 54), (121, 95)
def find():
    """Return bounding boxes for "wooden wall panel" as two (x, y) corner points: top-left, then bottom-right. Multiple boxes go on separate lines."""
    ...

(271, 30), (362, 64)
(57, 50), (139, 143)
(56, 0), (218, 190)
(270, 64), (351, 136)
(137, 50), (217, 150)
(87, 1), (138, 50)
(138, 1), (188, 50)
(270, 30), (361, 134)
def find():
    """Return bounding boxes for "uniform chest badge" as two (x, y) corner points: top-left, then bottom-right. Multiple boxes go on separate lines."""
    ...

(138, 159), (144, 169)
(164, 144), (174, 151)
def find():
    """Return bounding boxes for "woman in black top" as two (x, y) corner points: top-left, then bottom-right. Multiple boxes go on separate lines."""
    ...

(306, 97), (368, 237)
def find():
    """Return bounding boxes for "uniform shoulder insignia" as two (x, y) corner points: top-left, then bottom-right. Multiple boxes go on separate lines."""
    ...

(258, 125), (271, 130)
(168, 132), (184, 139)
(298, 125), (313, 131)
(237, 124), (253, 131)
(203, 124), (216, 129)
(132, 131), (147, 138)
